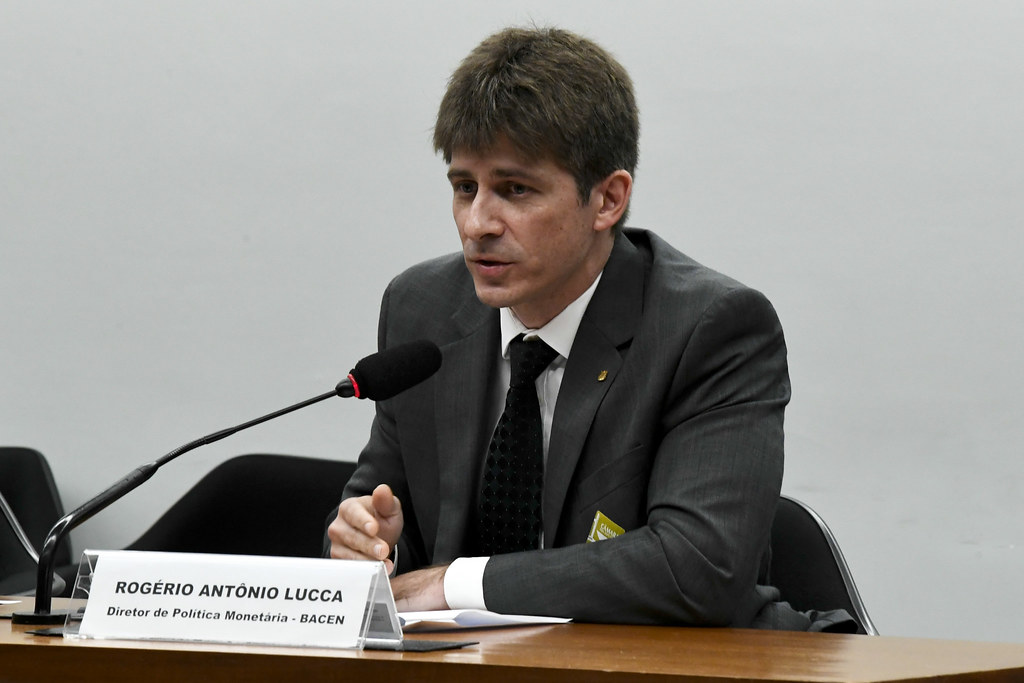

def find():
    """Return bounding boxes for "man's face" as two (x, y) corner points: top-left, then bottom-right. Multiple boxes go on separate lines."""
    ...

(447, 137), (614, 329)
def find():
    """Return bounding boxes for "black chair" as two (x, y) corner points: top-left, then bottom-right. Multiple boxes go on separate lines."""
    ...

(0, 490), (40, 594)
(0, 447), (73, 595)
(770, 495), (878, 635)
(126, 453), (356, 558)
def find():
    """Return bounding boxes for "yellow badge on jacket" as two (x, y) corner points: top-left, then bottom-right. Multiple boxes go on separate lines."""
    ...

(587, 511), (625, 542)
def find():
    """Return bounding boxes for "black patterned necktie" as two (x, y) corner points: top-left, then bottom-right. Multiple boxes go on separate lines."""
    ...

(477, 335), (559, 555)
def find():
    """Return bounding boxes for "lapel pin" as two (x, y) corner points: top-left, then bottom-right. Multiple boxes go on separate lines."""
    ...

(597, 370), (608, 382)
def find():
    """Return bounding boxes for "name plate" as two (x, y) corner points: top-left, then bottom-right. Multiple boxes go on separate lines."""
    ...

(67, 550), (401, 649)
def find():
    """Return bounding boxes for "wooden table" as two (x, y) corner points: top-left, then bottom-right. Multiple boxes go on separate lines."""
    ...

(4, 597), (1024, 682)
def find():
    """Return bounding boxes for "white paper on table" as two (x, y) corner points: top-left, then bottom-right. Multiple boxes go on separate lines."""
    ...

(399, 609), (570, 631)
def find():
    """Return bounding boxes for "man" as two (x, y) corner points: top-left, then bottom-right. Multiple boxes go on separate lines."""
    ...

(328, 27), (848, 630)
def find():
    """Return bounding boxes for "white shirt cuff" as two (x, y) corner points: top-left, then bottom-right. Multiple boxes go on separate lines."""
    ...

(443, 556), (489, 610)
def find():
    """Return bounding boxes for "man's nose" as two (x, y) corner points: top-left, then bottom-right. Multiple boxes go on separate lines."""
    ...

(461, 193), (504, 240)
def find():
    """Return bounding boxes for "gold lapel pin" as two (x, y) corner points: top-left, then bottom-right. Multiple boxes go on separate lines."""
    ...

(597, 370), (608, 382)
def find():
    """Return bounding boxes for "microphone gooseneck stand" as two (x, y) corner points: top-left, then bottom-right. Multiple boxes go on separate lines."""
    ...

(12, 388), (340, 625)
(12, 339), (442, 625)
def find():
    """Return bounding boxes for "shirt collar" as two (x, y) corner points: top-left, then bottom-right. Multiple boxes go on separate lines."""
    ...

(499, 272), (603, 360)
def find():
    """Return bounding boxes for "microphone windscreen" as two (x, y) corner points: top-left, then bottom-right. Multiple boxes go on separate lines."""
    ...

(349, 340), (442, 400)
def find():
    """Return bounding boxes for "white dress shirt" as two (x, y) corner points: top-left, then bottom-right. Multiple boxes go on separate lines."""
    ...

(443, 274), (602, 610)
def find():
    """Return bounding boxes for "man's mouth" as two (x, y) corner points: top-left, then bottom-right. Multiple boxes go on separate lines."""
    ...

(470, 257), (513, 277)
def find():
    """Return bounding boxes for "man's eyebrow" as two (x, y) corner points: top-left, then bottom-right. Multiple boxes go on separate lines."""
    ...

(492, 167), (543, 182)
(446, 167), (544, 182)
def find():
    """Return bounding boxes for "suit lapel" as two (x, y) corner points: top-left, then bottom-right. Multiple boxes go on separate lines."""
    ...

(543, 235), (645, 543)
(432, 295), (499, 561)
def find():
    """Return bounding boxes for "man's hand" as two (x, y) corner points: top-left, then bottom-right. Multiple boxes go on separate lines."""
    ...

(390, 565), (450, 612)
(327, 483), (404, 574)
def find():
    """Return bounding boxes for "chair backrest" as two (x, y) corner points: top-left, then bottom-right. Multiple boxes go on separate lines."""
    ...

(0, 446), (75, 594)
(770, 495), (878, 635)
(0, 446), (73, 559)
(0, 489), (39, 593)
(127, 454), (356, 558)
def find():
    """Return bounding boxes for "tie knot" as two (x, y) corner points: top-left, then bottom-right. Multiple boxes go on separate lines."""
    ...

(508, 335), (558, 387)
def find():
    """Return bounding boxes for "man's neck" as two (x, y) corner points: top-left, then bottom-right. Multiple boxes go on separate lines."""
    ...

(500, 272), (603, 361)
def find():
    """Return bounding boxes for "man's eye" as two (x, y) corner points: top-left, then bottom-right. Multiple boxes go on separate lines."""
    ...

(454, 181), (476, 194)
(509, 183), (529, 195)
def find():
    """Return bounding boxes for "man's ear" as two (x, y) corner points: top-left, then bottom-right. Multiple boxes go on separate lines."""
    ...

(592, 170), (633, 233)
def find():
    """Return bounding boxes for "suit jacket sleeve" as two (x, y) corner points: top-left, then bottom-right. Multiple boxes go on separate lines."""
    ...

(338, 281), (433, 571)
(482, 285), (788, 626)
(336, 251), (498, 573)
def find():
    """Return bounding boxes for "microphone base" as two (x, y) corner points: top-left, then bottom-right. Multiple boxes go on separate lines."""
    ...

(11, 609), (71, 625)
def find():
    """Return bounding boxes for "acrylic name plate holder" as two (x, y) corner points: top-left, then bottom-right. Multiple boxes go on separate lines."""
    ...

(63, 550), (403, 650)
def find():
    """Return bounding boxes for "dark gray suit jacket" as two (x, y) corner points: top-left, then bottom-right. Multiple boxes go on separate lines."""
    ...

(342, 228), (792, 627)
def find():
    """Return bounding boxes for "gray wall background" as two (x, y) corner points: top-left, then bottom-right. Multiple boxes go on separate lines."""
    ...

(2, 1), (1021, 642)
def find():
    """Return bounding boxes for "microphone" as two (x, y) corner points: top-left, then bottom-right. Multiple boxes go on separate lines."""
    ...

(336, 339), (442, 400)
(13, 340), (442, 625)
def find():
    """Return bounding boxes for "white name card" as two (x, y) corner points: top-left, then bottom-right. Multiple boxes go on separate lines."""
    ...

(68, 550), (401, 650)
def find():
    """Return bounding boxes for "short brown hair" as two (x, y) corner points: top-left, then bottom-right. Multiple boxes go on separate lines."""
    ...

(434, 27), (638, 221)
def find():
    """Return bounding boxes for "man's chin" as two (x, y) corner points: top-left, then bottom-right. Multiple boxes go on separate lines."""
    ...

(472, 283), (516, 310)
